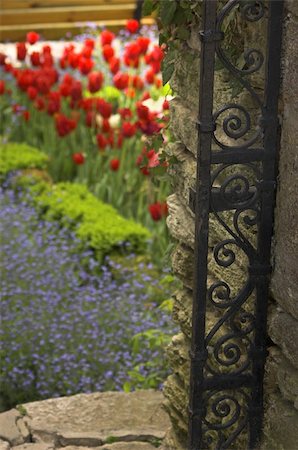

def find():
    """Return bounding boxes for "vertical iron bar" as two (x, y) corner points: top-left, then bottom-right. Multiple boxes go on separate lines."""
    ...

(249, 1), (284, 448)
(189, 1), (218, 449)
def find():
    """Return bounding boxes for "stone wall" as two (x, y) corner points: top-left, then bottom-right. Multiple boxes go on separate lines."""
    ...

(162, 23), (200, 450)
(261, 1), (298, 448)
(162, 1), (298, 449)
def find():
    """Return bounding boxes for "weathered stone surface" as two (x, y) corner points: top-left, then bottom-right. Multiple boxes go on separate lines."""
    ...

(269, 310), (298, 370)
(187, 24), (201, 52)
(163, 375), (188, 450)
(22, 391), (169, 447)
(56, 447), (94, 450)
(271, 10), (298, 320)
(286, 0), (298, 17)
(170, 50), (200, 111)
(16, 419), (30, 443)
(0, 440), (10, 450)
(57, 432), (103, 447)
(165, 143), (197, 209)
(169, 99), (198, 156)
(12, 445), (53, 450)
(171, 244), (194, 290)
(100, 443), (156, 450)
(166, 333), (190, 384)
(172, 289), (193, 339)
(0, 409), (26, 446)
(261, 393), (298, 450)
(265, 346), (298, 408)
(166, 194), (195, 249)
(276, 355), (298, 407)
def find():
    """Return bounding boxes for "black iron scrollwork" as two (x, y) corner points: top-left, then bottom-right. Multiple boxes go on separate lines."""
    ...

(202, 389), (251, 449)
(189, 0), (283, 449)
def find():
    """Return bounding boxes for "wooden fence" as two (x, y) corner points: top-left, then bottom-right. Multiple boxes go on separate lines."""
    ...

(0, 0), (154, 41)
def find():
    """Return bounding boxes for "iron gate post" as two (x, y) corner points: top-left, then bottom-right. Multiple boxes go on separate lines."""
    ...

(189, 1), (284, 449)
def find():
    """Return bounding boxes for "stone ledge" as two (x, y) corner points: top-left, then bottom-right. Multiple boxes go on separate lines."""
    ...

(0, 391), (170, 450)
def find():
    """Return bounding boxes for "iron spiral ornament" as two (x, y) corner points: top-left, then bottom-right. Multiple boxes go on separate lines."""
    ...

(189, 0), (284, 448)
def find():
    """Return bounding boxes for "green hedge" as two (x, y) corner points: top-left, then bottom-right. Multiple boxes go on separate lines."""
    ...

(0, 142), (49, 177)
(1, 142), (151, 258)
(31, 182), (151, 257)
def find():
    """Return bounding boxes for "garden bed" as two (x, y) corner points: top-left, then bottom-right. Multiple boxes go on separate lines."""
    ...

(0, 21), (176, 412)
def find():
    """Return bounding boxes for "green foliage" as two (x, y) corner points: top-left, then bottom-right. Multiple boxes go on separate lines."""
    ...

(123, 327), (173, 392)
(27, 181), (151, 259)
(16, 405), (27, 416)
(131, 329), (171, 355)
(0, 141), (49, 178)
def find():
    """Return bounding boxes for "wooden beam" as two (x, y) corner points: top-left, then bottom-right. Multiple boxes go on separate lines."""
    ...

(0, 18), (155, 42)
(1, 5), (137, 26)
(1, 0), (133, 9)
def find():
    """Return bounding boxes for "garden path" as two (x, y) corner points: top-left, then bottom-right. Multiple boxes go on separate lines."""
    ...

(0, 390), (169, 450)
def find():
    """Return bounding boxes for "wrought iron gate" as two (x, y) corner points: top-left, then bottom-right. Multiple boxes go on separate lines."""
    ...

(189, 1), (284, 448)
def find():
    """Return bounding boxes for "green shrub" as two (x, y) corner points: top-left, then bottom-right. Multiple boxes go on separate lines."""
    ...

(0, 142), (49, 177)
(27, 181), (151, 258)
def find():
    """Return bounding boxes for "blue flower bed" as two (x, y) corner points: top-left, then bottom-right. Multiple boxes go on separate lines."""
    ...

(0, 188), (175, 410)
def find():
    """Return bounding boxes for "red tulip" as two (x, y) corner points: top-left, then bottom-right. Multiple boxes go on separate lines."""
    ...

(96, 99), (112, 119)
(34, 97), (45, 111)
(55, 114), (77, 137)
(132, 75), (144, 90)
(122, 122), (137, 138)
(69, 53), (80, 69)
(30, 51), (41, 66)
(96, 134), (108, 150)
(22, 111), (30, 121)
(113, 72), (129, 90)
(126, 19), (139, 34)
(0, 53), (6, 65)
(84, 38), (95, 50)
(148, 203), (162, 221)
(118, 107), (132, 120)
(102, 45), (114, 62)
(102, 118), (111, 133)
(110, 158), (120, 171)
(16, 42), (27, 61)
(163, 99), (170, 110)
(35, 75), (51, 95)
(88, 71), (104, 93)
(26, 31), (39, 45)
(100, 30), (115, 46)
(59, 83), (71, 97)
(145, 68), (155, 84)
(0, 80), (5, 95)
(70, 80), (82, 102)
(85, 110), (96, 128)
(136, 36), (150, 54)
(72, 152), (85, 165)
(123, 42), (141, 67)
(78, 57), (94, 75)
(109, 57), (120, 75)
(27, 86), (37, 100)
(136, 102), (150, 121)
(47, 91), (61, 115)
(43, 52), (54, 67)
(81, 45), (93, 59)
(148, 202), (168, 221)
(42, 45), (52, 54)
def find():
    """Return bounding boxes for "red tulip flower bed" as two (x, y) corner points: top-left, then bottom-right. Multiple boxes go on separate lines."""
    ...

(0, 23), (172, 262)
